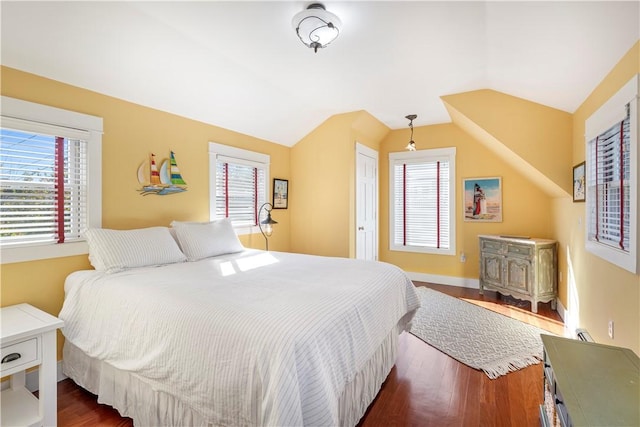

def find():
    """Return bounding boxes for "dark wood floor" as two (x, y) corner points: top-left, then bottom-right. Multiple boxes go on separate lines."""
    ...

(55, 283), (564, 427)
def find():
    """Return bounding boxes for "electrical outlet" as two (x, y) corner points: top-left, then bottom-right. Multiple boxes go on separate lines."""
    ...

(608, 320), (614, 339)
(460, 252), (466, 263)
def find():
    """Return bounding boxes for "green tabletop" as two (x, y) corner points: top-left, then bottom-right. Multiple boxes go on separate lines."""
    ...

(541, 334), (640, 427)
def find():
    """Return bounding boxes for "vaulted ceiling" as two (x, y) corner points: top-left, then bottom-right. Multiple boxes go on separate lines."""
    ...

(2, 1), (638, 146)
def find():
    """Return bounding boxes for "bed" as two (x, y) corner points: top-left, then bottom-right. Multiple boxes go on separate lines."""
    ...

(58, 223), (420, 426)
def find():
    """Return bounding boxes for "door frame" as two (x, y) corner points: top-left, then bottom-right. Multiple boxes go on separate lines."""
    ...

(355, 142), (379, 260)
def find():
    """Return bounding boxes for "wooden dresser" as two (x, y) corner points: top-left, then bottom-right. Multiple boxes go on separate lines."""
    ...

(540, 334), (640, 427)
(479, 235), (557, 313)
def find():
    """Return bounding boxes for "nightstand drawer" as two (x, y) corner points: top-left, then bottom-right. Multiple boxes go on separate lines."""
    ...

(1, 337), (39, 375)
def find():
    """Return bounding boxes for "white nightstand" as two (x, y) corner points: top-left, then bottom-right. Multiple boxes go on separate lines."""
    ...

(1, 304), (64, 427)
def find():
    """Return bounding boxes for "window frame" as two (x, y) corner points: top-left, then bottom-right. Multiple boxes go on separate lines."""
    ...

(388, 147), (456, 256)
(1, 96), (103, 264)
(208, 142), (270, 236)
(584, 74), (638, 274)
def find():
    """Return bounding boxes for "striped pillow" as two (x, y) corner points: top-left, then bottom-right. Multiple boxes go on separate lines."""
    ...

(84, 227), (187, 273)
(171, 218), (244, 261)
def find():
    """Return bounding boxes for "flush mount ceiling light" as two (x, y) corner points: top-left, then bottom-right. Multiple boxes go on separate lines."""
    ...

(405, 114), (417, 151)
(292, 3), (342, 53)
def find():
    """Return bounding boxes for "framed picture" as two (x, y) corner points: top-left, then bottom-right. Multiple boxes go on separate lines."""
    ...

(273, 178), (288, 209)
(463, 177), (502, 222)
(573, 161), (586, 202)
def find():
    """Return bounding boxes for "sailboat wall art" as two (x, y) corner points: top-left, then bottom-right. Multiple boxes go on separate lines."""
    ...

(137, 151), (188, 196)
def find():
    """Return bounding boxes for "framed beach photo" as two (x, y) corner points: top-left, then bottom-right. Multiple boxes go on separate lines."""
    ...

(273, 178), (288, 209)
(463, 177), (502, 222)
(573, 161), (585, 202)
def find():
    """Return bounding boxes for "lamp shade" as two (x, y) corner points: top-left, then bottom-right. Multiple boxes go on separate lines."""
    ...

(292, 3), (341, 53)
(258, 203), (277, 247)
(260, 212), (277, 237)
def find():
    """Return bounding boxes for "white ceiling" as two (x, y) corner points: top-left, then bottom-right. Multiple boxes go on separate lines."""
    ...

(2, 1), (639, 147)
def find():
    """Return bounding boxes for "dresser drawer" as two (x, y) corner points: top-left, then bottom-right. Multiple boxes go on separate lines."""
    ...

(480, 239), (504, 254)
(1, 337), (39, 375)
(507, 243), (533, 257)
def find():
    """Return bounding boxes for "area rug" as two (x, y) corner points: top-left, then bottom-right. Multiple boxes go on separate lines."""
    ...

(409, 286), (555, 379)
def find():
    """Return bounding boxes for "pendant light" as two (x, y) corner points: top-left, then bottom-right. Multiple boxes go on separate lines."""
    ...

(405, 114), (417, 151)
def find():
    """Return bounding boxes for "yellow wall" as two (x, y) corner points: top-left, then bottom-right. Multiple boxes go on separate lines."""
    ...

(0, 66), (291, 358)
(378, 123), (555, 279)
(552, 42), (640, 353)
(290, 110), (388, 258)
(441, 90), (572, 196)
(2, 41), (639, 362)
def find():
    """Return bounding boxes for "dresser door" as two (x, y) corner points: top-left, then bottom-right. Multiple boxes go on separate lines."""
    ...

(504, 256), (532, 295)
(480, 252), (504, 288)
(537, 247), (556, 295)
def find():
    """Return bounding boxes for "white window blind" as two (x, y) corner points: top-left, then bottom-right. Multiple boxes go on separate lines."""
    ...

(215, 158), (266, 227)
(389, 148), (456, 255)
(1, 128), (88, 246)
(584, 74), (638, 274)
(586, 107), (630, 252)
(0, 96), (102, 264)
(208, 143), (269, 232)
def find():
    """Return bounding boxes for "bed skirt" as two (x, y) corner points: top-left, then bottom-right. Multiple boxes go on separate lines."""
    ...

(62, 323), (404, 427)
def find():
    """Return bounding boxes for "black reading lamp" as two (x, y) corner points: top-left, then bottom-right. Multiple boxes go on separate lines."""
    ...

(258, 202), (278, 251)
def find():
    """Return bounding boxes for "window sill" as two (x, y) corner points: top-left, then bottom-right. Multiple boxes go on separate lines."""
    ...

(390, 245), (455, 256)
(1, 241), (89, 264)
(586, 240), (637, 274)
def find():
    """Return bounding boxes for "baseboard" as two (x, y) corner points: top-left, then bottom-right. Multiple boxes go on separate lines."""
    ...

(555, 298), (566, 322)
(0, 360), (67, 392)
(554, 298), (575, 337)
(406, 271), (480, 289)
(408, 271), (569, 329)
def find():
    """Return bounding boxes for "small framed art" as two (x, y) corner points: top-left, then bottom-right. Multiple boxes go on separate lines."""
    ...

(573, 162), (585, 202)
(463, 177), (502, 222)
(273, 178), (288, 209)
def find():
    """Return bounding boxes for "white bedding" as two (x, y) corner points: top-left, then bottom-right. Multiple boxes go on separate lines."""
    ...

(59, 250), (419, 426)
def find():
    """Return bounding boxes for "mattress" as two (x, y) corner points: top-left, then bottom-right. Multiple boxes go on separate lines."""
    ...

(59, 250), (420, 426)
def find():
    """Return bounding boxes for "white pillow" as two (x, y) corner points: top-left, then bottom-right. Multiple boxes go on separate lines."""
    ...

(171, 218), (244, 261)
(84, 227), (187, 273)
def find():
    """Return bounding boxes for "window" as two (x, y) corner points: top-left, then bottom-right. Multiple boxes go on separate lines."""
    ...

(389, 147), (456, 255)
(587, 109), (630, 249)
(585, 74), (638, 274)
(0, 97), (102, 264)
(208, 142), (269, 234)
